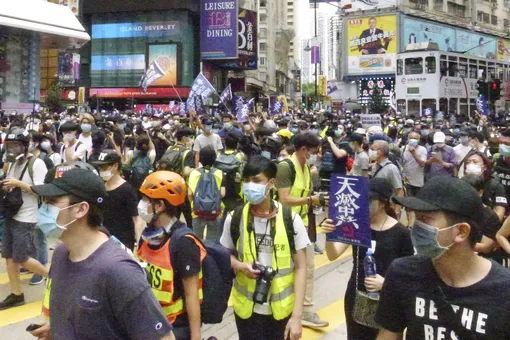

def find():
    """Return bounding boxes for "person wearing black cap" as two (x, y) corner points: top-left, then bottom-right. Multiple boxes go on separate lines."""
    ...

(90, 150), (143, 251)
(320, 178), (413, 339)
(375, 176), (510, 340)
(30, 168), (175, 340)
(59, 121), (88, 163)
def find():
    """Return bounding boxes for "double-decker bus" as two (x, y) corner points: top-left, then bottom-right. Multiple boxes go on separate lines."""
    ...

(395, 42), (510, 116)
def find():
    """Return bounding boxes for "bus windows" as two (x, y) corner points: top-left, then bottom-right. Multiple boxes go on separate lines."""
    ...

(440, 98), (448, 113)
(440, 61), (448, 76)
(422, 99), (437, 113)
(405, 57), (423, 74)
(408, 100), (420, 115)
(397, 99), (406, 114)
(469, 63), (478, 79)
(397, 59), (403, 75)
(426, 56), (436, 73)
(448, 62), (458, 77)
(449, 98), (458, 115)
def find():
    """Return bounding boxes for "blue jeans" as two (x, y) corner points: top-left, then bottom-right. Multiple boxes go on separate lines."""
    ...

(33, 227), (48, 266)
(192, 217), (221, 242)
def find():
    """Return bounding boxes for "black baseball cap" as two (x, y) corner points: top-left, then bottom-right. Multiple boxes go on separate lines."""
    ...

(392, 176), (484, 222)
(33, 168), (108, 205)
(89, 150), (122, 166)
(369, 178), (394, 200)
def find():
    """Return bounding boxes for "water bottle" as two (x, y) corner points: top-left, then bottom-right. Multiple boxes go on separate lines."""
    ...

(363, 250), (379, 299)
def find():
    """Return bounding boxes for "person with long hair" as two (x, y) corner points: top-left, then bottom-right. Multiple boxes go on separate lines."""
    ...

(320, 178), (413, 339)
(463, 150), (506, 221)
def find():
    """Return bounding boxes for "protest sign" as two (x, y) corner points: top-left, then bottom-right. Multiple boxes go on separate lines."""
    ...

(360, 114), (382, 129)
(326, 175), (371, 248)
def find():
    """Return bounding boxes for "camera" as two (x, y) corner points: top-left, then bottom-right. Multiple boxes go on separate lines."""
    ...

(252, 264), (277, 304)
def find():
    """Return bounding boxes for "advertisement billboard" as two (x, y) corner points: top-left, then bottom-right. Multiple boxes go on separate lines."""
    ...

(456, 31), (496, 59)
(347, 15), (397, 75)
(147, 44), (178, 86)
(309, 0), (397, 12)
(498, 40), (510, 62)
(359, 78), (394, 105)
(58, 51), (75, 86)
(401, 18), (455, 52)
(219, 9), (258, 69)
(200, 0), (238, 60)
(91, 22), (180, 39)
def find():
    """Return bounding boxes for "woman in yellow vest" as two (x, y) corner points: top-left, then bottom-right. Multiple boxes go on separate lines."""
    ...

(137, 171), (205, 340)
(276, 132), (330, 328)
(220, 156), (310, 340)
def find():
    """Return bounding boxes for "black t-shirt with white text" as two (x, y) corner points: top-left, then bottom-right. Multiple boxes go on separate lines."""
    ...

(376, 256), (510, 339)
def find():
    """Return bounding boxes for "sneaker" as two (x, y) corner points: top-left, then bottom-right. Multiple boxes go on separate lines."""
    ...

(302, 312), (329, 328)
(20, 268), (32, 274)
(0, 293), (25, 310)
(314, 243), (324, 255)
(29, 274), (45, 286)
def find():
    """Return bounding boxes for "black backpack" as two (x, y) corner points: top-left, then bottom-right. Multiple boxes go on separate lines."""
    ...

(230, 203), (296, 255)
(128, 151), (152, 190)
(214, 151), (243, 201)
(169, 223), (233, 324)
(160, 145), (189, 175)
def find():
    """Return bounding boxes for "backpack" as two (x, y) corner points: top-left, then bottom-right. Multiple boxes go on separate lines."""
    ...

(128, 152), (152, 190)
(60, 141), (87, 163)
(193, 168), (222, 220)
(230, 203), (296, 255)
(160, 145), (189, 175)
(215, 151), (243, 201)
(169, 224), (233, 324)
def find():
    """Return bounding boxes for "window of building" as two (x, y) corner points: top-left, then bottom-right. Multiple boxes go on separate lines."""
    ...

(447, 2), (465, 16)
(260, 57), (267, 66)
(260, 28), (267, 38)
(505, 0), (510, 8)
(405, 57), (423, 74)
(40, 49), (59, 91)
(260, 0), (267, 7)
(260, 42), (267, 51)
(434, 0), (444, 11)
(504, 19), (510, 29)
(483, 13), (490, 24)
(492, 15), (498, 26)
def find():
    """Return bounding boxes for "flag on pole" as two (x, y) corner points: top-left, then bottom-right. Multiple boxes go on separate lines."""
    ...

(139, 61), (166, 93)
(195, 95), (206, 115)
(186, 73), (215, 112)
(169, 100), (175, 112)
(237, 98), (255, 123)
(270, 97), (283, 115)
(178, 102), (186, 116)
(220, 84), (233, 102)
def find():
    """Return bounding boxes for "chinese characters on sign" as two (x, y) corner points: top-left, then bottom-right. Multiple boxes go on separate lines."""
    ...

(327, 175), (371, 248)
(201, 0), (238, 59)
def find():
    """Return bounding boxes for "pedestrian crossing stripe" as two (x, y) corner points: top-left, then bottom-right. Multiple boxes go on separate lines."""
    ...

(0, 248), (353, 329)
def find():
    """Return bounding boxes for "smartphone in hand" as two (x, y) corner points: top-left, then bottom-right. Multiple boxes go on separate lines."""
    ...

(26, 324), (42, 332)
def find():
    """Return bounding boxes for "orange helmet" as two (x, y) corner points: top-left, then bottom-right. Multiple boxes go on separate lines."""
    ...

(139, 171), (187, 206)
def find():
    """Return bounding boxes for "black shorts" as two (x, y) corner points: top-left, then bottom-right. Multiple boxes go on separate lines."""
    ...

(405, 184), (422, 197)
(1, 218), (36, 263)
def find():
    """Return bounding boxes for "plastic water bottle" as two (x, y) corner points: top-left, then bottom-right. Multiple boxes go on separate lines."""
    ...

(363, 250), (379, 299)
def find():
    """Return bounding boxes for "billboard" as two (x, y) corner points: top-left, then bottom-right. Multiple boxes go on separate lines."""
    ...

(359, 77), (394, 105)
(456, 31), (496, 59)
(147, 44), (178, 86)
(309, 0), (397, 11)
(219, 9), (258, 69)
(91, 22), (180, 39)
(347, 15), (397, 75)
(401, 18), (455, 52)
(497, 40), (510, 62)
(200, 0), (238, 59)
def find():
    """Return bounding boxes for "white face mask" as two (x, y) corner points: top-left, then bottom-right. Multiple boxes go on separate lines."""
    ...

(369, 149), (378, 160)
(465, 163), (483, 175)
(41, 141), (51, 151)
(137, 200), (154, 223)
(100, 170), (113, 182)
(64, 133), (75, 142)
(307, 154), (318, 165)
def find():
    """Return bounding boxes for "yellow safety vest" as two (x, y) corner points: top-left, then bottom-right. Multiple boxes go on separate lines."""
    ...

(231, 203), (295, 320)
(289, 154), (311, 225)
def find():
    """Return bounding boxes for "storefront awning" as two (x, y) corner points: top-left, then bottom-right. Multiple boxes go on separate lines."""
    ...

(0, 0), (90, 49)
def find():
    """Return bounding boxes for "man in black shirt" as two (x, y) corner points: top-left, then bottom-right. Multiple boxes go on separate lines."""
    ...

(31, 167), (174, 340)
(375, 176), (510, 340)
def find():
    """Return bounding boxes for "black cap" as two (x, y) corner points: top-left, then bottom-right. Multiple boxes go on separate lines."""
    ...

(392, 176), (484, 222)
(60, 121), (79, 133)
(32, 168), (108, 205)
(369, 178), (394, 200)
(202, 117), (214, 125)
(89, 150), (122, 166)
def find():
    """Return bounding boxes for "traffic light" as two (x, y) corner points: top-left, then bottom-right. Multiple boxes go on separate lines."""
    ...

(490, 80), (501, 101)
(477, 81), (488, 99)
(302, 95), (306, 108)
(307, 96), (313, 109)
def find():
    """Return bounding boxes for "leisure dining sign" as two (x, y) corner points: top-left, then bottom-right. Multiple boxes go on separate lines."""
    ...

(201, 0), (238, 60)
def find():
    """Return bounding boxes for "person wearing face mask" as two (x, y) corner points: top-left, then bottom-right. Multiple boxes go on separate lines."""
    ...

(217, 113), (242, 138)
(320, 178), (413, 340)
(31, 168), (175, 340)
(320, 124), (351, 187)
(137, 171), (204, 340)
(425, 131), (456, 180)
(41, 133), (61, 166)
(401, 131), (427, 197)
(192, 117), (223, 168)
(59, 121), (88, 163)
(220, 156), (309, 340)
(493, 129), (510, 216)
(463, 151), (507, 221)
(77, 113), (95, 153)
(453, 129), (473, 178)
(349, 132), (370, 178)
(90, 150), (144, 251)
(276, 133), (329, 328)
(0, 128), (50, 309)
(469, 130), (491, 158)
(375, 176), (510, 340)
(369, 140), (404, 201)
(29, 132), (55, 171)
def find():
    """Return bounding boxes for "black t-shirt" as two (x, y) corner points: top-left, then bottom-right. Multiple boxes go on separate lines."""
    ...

(492, 157), (510, 213)
(350, 222), (414, 291)
(321, 139), (352, 175)
(482, 178), (508, 209)
(480, 206), (501, 240)
(103, 182), (139, 250)
(376, 256), (510, 339)
(49, 239), (172, 340)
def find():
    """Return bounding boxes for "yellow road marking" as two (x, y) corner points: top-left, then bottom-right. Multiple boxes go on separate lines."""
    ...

(0, 301), (42, 327)
(302, 299), (346, 340)
(0, 273), (32, 285)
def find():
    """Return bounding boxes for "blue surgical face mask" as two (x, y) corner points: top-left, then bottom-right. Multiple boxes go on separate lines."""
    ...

(204, 125), (213, 132)
(224, 122), (233, 130)
(37, 203), (78, 238)
(411, 220), (457, 259)
(291, 127), (299, 134)
(408, 139), (419, 147)
(261, 151), (271, 160)
(212, 129), (219, 134)
(421, 129), (430, 136)
(243, 182), (269, 205)
(81, 123), (92, 133)
(335, 129), (343, 138)
(310, 128), (319, 135)
(500, 144), (510, 157)
(459, 136), (469, 144)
